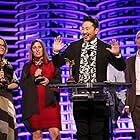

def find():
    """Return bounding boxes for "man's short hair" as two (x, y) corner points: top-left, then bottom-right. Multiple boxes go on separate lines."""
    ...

(83, 16), (99, 29)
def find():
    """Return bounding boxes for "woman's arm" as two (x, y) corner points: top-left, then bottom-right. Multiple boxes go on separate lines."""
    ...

(7, 83), (18, 90)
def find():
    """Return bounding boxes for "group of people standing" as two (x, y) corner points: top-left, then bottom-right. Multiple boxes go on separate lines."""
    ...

(0, 37), (62, 140)
(0, 15), (140, 140)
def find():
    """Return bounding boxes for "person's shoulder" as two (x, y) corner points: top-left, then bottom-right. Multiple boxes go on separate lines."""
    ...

(126, 55), (136, 61)
(47, 60), (54, 66)
(49, 60), (61, 72)
(48, 60), (57, 68)
(126, 55), (136, 65)
(97, 38), (110, 47)
(22, 62), (31, 68)
(70, 38), (83, 45)
(5, 60), (13, 70)
(24, 61), (30, 66)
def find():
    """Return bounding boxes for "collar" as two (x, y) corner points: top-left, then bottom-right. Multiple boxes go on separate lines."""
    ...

(83, 38), (97, 46)
(90, 38), (97, 45)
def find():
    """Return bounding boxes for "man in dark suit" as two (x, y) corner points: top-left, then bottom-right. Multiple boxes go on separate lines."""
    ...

(52, 16), (126, 140)
(124, 30), (140, 140)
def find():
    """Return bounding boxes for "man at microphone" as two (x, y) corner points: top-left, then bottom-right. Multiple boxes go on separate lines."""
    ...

(52, 16), (126, 140)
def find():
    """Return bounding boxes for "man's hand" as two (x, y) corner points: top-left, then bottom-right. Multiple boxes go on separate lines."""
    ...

(53, 35), (64, 53)
(106, 39), (120, 56)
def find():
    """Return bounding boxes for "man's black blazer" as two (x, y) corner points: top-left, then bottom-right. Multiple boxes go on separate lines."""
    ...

(52, 38), (126, 82)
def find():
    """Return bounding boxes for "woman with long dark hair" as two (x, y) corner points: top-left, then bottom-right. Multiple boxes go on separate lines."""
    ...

(20, 39), (61, 140)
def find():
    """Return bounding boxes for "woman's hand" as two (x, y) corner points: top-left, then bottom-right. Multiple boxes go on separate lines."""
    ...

(40, 77), (49, 86)
(34, 68), (42, 77)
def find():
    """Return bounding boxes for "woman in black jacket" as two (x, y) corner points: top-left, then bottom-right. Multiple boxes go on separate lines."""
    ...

(20, 39), (61, 140)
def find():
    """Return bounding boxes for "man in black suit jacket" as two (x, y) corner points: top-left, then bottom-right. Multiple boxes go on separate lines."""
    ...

(52, 16), (126, 140)
(124, 31), (140, 140)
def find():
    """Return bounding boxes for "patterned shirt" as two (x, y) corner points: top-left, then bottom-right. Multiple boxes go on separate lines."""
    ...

(78, 38), (97, 83)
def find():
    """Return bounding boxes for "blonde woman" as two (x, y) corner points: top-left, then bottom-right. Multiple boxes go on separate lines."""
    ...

(0, 37), (19, 140)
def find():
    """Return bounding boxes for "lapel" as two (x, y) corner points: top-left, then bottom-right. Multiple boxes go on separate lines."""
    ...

(74, 39), (83, 69)
(96, 39), (106, 68)
(96, 39), (102, 57)
(71, 39), (83, 82)
(23, 62), (32, 78)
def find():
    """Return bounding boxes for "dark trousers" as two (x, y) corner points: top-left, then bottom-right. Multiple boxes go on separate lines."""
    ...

(131, 96), (140, 140)
(73, 101), (109, 140)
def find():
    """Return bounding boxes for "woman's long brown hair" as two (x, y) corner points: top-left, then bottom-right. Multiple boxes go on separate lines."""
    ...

(0, 36), (8, 55)
(29, 39), (49, 64)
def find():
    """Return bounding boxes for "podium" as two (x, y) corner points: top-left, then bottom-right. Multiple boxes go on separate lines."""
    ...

(49, 82), (131, 140)
(49, 82), (131, 102)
